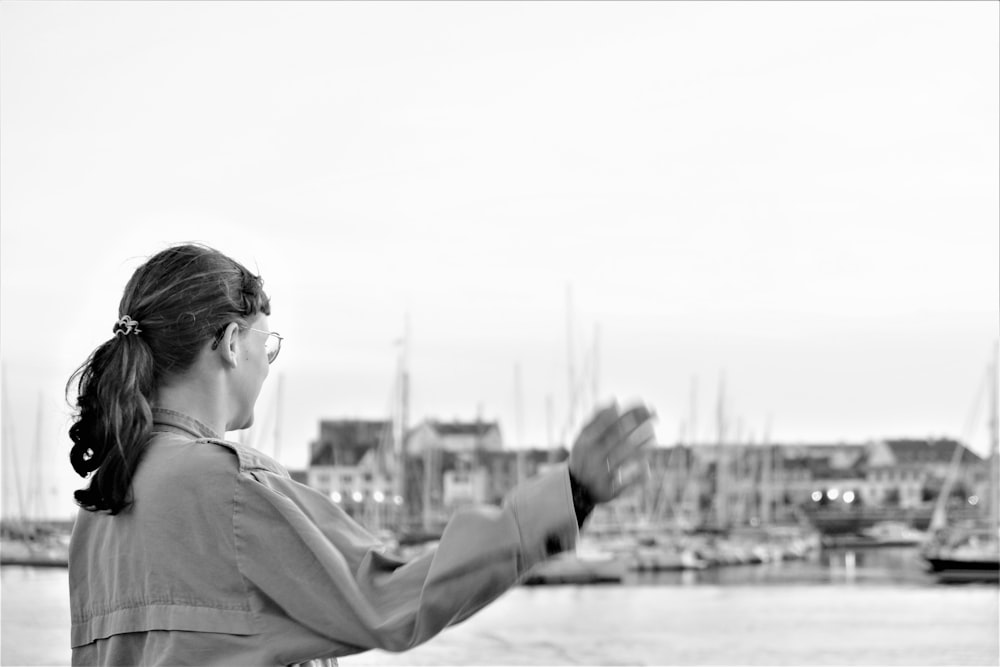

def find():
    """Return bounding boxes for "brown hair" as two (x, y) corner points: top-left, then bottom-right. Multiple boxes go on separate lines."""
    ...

(66, 243), (270, 514)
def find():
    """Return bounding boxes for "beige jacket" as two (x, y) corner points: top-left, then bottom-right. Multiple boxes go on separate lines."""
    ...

(70, 408), (579, 666)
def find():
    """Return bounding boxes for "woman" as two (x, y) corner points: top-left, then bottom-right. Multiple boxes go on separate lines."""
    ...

(67, 243), (656, 666)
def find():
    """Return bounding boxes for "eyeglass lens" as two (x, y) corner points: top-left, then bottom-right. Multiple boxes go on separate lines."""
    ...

(265, 335), (280, 363)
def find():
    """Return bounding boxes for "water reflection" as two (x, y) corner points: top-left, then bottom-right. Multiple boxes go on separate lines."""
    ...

(629, 546), (944, 587)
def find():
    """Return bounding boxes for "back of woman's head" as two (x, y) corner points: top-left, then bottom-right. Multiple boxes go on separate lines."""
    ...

(67, 243), (270, 514)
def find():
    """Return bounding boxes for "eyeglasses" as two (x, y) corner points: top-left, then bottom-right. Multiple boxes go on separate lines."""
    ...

(247, 328), (284, 364)
(210, 324), (284, 364)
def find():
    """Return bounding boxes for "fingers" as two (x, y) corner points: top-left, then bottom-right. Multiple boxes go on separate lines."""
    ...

(605, 404), (656, 498)
(607, 418), (656, 471)
(594, 402), (654, 449)
(576, 401), (620, 447)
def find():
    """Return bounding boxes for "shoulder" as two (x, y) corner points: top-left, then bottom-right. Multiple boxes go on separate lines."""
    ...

(199, 438), (290, 478)
(136, 432), (288, 501)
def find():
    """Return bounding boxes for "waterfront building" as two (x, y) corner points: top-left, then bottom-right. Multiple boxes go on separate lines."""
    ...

(865, 438), (984, 509)
(307, 419), (397, 522)
(779, 448), (862, 501)
(636, 439), (987, 530)
(304, 415), (990, 533)
(406, 419), (503, 455)
(307, 417), (508, 528)
(478, 448), (568, 503)
(407, 419), (503, 518)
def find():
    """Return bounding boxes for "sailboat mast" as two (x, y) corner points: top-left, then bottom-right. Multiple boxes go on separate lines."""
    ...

(689, 376), (698, 448)
(761, 417), (773, 525)
(715, 373), (728, 528)
(566, 285), (576, 443)
(686, 376), (699, 525)
(514, 364), (525, 485)
(401, 314), (411, 462)
(546, 394), (557, 463)
(592, 324), (600, 408)
(398, 315), (412, 529)
(1, 368), (27, 523)
(422, 445), (433, 532)
(31, 392), (46, 520)
(989, 341), (999, 535)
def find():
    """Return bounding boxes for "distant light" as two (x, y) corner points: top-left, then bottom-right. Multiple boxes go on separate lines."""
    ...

(827, 489), (840, 501)
(352, 491), (363, 503)
(811, 491), (823, 502)
(373, 491), (385, 503)
(969, 495), (979, 506)
(843, 491), (856, 504)
(393, 495), (404, 505)
(750, 517), (760, 527)
(330, 491), (342, 503)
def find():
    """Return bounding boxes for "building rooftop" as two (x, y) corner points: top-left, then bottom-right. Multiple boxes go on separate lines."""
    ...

(310, 419), (392, 466)
(883, 438), (982, 465)
(426, 420), (500, 437)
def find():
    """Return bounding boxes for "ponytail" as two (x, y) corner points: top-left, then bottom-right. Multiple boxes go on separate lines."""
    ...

(68, 334), (156, 514)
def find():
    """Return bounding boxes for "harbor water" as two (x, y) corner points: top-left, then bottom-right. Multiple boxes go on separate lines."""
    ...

(3, 548), (997, 666)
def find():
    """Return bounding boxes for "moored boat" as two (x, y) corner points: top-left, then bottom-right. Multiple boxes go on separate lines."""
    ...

(0, 536), (69, 568)
(922, 345), (1000, 584)
(922, 526), (999, 583)
(823, 521), (927, 549)
(630, 543), (707, 572)
(522, 542), (625, 585)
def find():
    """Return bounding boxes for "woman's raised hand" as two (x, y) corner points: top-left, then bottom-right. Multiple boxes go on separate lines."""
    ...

(568, 401), (657, 504)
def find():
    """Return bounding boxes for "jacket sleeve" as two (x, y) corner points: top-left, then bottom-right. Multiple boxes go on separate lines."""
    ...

(233, 464), (580, 654)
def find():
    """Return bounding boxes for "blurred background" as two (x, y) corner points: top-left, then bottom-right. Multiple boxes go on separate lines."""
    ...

(1, 2), (998, 665)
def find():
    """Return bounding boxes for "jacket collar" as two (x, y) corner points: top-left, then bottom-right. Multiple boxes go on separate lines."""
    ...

(151, 407), (221, 440)
(150, 407), (287, 478)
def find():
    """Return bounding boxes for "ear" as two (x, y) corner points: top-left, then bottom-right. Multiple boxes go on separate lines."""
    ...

(216, 322), (241, 369)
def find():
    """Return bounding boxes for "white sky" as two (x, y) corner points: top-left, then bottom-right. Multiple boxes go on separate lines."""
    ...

(1, 1), (998, 518)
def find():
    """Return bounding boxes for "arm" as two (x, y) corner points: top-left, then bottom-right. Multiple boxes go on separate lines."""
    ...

(235, 463), (578, 655)
(235, 401), (655, 656)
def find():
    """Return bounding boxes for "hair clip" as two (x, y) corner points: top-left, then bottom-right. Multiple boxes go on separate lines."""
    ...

(113, 315), (142, 337)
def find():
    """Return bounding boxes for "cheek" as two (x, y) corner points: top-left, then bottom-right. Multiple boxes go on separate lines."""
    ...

(256, 360), (270, 393)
